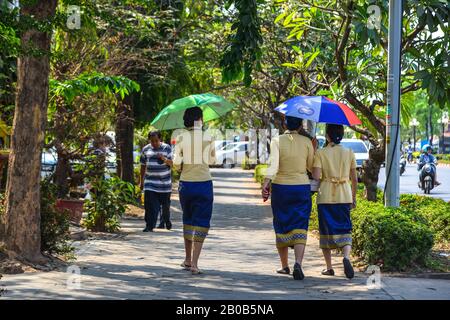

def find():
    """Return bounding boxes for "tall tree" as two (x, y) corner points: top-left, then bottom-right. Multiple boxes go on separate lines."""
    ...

(1, 0), (58, 263)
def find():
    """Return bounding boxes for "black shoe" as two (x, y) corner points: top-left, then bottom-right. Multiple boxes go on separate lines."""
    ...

(293, 262), (304, 280)
(343, 258), (354, 279)
(166, 221), (172, 230)
(143, 227), (150, 232)
(156, 223), (165, 229)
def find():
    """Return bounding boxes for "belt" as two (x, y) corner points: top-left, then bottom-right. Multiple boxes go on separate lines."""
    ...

(322, 177), (349, 197)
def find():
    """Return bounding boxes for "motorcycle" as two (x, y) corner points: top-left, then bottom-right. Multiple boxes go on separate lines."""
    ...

(418, 161), (437, 194)
(407, 152), (414, 164)
(400, 155), (406, 176)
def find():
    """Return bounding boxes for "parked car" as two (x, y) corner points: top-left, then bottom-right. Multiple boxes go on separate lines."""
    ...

(213, 140), (233, 152)
(340, 139), (369, 181)
(215, 142), (249, 168)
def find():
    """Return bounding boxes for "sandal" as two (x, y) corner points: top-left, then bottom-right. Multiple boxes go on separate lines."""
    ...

(180, 262), (191, 271)
(321, 268), (335, 276)
(276, 267), (290, 275)
(191, 266), (203, 275)
(293, 262), (304, 280)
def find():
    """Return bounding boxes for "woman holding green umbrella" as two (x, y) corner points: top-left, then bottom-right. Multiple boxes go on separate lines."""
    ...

(152, 93), (234, 274)
(173, 107), (216, 275)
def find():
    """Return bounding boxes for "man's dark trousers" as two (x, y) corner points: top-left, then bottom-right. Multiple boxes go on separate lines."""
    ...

(144, 191), (171, 229)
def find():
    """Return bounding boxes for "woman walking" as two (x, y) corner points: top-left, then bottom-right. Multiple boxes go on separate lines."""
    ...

(262, 116), (316, 280)
(312, 124), (357, 279)
(173, 107), (216, 275)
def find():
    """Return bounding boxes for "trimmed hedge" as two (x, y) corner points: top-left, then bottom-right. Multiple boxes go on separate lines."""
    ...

(310, 195), (435, 271)
(351, 200), (433, 271)
(399, 194), (450, 246)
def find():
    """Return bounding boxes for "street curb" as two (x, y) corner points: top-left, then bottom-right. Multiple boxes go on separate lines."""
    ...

(437, 163), (450, 168)
(382, 272), (450, 280)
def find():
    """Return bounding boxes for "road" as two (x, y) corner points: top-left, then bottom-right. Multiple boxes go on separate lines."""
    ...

(378, 164), (450, 202)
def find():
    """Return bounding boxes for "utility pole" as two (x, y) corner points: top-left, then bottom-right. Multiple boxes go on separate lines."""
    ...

(385, 0), (403, 207)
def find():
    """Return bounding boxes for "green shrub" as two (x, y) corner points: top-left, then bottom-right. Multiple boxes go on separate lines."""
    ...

(435, 154), (450, 162)
(40, 179), (74, 256)
(400, 194), (450, 245)
(412, 151), (421, 159)
(241, 156), (252, 170)
(254, 164), (268, 185)
(171, 166), (180, 181)
(83, 176), (136, 232)
(352, 199), (434, 271)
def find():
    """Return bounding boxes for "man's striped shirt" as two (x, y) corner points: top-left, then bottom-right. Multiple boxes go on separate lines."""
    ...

(140, 143), (172, 193)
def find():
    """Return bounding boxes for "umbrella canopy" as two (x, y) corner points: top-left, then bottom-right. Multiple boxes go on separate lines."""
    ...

(151, 93), (235, 130)
(275, 96), (361, 126)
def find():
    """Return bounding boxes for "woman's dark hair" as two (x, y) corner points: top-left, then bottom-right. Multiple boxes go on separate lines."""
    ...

(148, 130), (162, 140)
(285, 116), (303, 131)
(183, 106), (203, 128)
(326, 124), (344, 144)
(284, 116), (313, 140)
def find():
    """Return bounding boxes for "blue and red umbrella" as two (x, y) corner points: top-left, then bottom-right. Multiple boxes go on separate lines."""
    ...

(275, 96), (361, 126)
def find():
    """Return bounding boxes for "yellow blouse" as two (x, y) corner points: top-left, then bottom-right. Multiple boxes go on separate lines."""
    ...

(173, 128), (216, 182)
(265, 131), (314, 185)
(313, 144), (356, 204)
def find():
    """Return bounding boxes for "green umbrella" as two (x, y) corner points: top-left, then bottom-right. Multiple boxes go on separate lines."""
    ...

(150, 93), (235, 130)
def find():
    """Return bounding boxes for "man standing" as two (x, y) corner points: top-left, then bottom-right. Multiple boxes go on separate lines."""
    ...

(140, 131), (173, 232)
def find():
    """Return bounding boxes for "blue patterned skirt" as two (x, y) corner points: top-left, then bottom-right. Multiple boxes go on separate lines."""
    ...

(179, 180), (213, 243)
(271, 184), (312, 248)
(318, 204), (352, 249)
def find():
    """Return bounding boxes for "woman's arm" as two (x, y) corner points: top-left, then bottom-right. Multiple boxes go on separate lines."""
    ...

(172, 139), (183, 172)
(262, 138), (279, 200)
(312, 167), (321, 181)
(350, 168), (358, 208)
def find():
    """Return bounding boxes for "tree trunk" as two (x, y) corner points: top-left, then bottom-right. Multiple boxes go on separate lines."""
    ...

(361, 145), (385, 202)
(0, 0), (58, 263)
(115, 97), (134, 184)
(54, 154), (70, 198)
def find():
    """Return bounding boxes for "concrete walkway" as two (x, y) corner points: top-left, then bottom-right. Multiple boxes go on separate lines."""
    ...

(1, 169), (449, 300)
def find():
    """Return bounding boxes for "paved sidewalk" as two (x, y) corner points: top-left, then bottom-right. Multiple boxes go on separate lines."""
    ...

(1, 169), (449, 300)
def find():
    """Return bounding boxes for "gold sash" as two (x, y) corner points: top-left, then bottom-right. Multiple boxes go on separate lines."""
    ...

(322, 177), (349, 197)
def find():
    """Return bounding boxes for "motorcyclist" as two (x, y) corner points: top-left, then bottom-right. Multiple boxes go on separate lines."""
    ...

(407, 145), (413, 163)
(418, 145), (440, 186)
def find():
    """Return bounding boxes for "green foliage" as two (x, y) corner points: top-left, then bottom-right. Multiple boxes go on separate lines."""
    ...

(241, 156), (254, 170)
(435, 154), (450, 164)
(254, 164), (268, 184)
(83, 176), (136, 233)
(49, 72), (140, 105)
(40, 178), (74, 256)
(352, 200), (434, 271)
(220, 0), (263, 86)
(400, 194), (450, 246)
